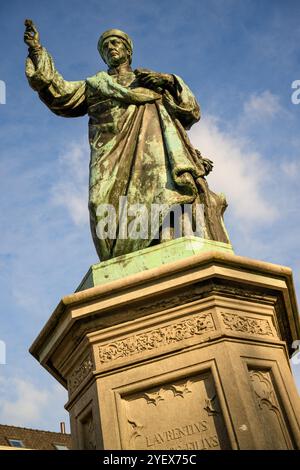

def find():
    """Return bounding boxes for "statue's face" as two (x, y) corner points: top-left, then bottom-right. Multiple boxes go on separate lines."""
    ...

(101, 36), (130, 67)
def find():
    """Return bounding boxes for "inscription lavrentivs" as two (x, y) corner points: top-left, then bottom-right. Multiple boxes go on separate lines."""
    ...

(145, 420), (220, 450)
(123, 374), (231, 450)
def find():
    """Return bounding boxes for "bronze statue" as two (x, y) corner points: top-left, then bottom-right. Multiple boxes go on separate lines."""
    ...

(24, 20), (229, 261)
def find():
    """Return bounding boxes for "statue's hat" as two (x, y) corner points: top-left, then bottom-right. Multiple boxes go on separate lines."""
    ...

(97, 29), (133, 55)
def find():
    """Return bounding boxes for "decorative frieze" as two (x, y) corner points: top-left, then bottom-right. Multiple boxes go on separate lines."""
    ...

(98, 313), (215, 364)
(68, 355), (93, 394)
(221, 312), (274, 337)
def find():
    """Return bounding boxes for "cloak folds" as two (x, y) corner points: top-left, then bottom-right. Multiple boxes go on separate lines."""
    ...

(26, 48), (229, 260)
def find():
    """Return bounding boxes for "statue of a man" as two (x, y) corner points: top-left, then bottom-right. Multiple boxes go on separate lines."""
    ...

(24, 20), (229, 261)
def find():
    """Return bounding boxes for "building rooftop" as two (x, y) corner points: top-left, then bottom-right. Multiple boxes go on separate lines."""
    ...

(0, 424), (72, 450)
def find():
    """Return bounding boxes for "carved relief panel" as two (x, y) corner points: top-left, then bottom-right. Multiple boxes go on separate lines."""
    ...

(118, 372), (231, 450)
(80, 411), (97, 450)
(248, 369), (294, 449)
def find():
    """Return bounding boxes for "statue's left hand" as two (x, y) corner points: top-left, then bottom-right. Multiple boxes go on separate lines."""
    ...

(135, 69), (174, 92)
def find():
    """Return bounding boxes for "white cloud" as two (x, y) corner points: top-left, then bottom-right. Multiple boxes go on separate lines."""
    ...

(51, 141), (89, 226)
(280, 160), (300, 179)
(243, 90), (282, 120)
(0, 376), (68, 430)
(0, 378), (48, 425)
(189, 115), (278, 226)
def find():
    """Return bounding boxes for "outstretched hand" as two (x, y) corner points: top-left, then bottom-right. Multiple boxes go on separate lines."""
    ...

(135, 69), (174, 92)
(24, 19), (40, 48)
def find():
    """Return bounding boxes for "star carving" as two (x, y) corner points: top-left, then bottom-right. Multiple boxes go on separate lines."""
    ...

(169, 381), (193, 398)
(127, 419), (144, 445)
(142, 391), (165, 406)
(142, 380), (195, 405)
(204, 394), (219, 415)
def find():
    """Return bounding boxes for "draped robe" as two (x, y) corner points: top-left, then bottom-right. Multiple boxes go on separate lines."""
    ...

(26, 48), (229, 260)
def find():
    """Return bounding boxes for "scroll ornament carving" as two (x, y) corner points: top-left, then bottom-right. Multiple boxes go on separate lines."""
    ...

(98, 313), (215, 364)
(221, 312), (273, 336)
(68, 355), (93, 394)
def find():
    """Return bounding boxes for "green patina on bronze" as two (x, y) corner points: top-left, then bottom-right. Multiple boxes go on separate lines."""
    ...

(24, 20), (230, 261)
(76, 236), (234, 291)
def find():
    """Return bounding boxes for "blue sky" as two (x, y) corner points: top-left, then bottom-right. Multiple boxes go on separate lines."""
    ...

(0, 0), (300, 432)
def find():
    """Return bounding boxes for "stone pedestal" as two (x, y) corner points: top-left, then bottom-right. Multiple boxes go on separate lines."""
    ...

(30, 241), (300, 450)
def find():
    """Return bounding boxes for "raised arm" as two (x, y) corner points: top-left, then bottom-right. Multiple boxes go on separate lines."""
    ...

(24, 19), (87, 118)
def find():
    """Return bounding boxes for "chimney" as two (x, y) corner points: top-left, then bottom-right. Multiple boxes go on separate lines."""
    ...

(60, 422), (66, 434)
